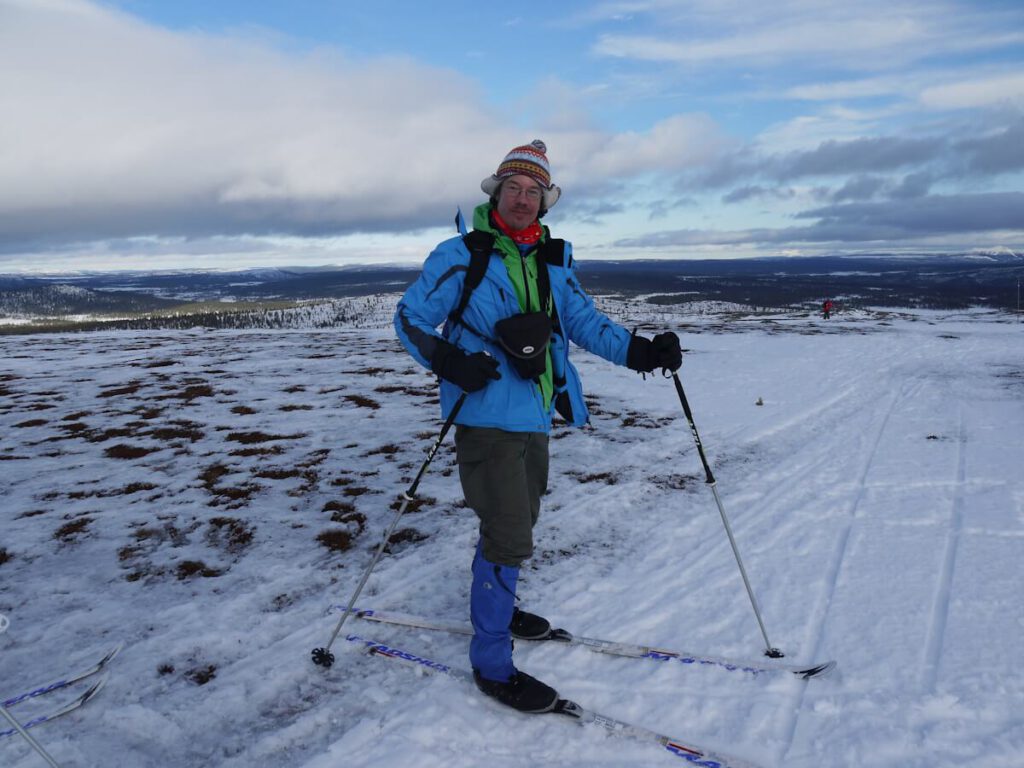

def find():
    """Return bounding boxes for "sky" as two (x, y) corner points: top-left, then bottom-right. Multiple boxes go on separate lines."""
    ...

(2, 0), (1024, 272)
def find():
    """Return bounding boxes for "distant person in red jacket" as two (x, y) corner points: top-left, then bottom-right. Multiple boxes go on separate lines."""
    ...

(822, 299), (833, 319)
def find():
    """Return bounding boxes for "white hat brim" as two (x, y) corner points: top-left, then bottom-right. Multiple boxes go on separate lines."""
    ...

(481, 176), (561, 209)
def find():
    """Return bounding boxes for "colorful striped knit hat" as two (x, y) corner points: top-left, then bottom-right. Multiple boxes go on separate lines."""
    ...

(481, 139), (561, 209)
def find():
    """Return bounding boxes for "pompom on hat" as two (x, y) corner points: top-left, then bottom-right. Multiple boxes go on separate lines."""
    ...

(481, 139), (561, 210)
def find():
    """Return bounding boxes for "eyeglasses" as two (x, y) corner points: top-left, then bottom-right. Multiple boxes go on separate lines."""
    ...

(501, 182), (542, 202)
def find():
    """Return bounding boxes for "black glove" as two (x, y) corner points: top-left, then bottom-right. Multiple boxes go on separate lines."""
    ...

(431, 344), (501, 392)
(626, 331), (682, 374)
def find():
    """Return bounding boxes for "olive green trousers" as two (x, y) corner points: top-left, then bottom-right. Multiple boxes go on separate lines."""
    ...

(455, 426), (549, 567)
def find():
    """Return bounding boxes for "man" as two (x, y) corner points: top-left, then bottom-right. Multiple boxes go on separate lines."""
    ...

(394, 140), (681, 714)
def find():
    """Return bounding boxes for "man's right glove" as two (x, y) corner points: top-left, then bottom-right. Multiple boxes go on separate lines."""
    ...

(431, 343), (501, 392)
(626, 331), (682, 374)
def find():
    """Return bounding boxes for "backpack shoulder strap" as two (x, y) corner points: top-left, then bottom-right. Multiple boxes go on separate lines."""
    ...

(538, 238), (567, 268)
(535, 238), (568, 313)
(448, 230), (495, 329)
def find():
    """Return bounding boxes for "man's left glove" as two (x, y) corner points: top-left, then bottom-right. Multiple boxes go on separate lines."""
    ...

(626, 331), (682, 374)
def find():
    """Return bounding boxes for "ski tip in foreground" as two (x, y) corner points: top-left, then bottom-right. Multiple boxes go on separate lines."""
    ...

(79, 675), (109, 706)
(799, 660), (838, 679)
(311, 647), (335, 668)
(101, 642), (126, 666)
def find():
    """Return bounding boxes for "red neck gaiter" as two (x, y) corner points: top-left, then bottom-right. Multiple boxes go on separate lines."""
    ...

(492, 209), (543, 246)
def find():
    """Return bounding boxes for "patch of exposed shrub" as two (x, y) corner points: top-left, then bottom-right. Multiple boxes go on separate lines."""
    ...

(323, 500), (356, 515)
(287, 469), (319, 498)
(118, 545), (143, 562)
(279, 404), (314, 412)
(206, 517), (255, 554)
(366, 444), (401, 457)
(210, 484), (259, 507)
(231, 405), (257, 415)
(390, 495), (436, 513)
(316, 529), (353, 552)
(0, 547), (10, 566)
(176, 560), (224, 580)
(655, 474), (695, 491)
(229, 445), (285, 457)
(54, 517), (92, 542)
(149, 423), (204, 442)
(105, 443), (161, 459)
(199, 464), (231, 489)
(343, 394), (380, 410)
(570, 471), (618, 485)
(99, 383), (143, 398)
(69, 482), (159, 500)
(255, 467), (301, 480)
(88, 427), (140, 443)
(156, 384), (215, 402)
(185, 664), (217, 685)
(226, 431), (305, 444)
(387, 528), (428, 549)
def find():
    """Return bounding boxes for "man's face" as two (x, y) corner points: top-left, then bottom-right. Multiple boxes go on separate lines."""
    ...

(496, 174), (543, 230)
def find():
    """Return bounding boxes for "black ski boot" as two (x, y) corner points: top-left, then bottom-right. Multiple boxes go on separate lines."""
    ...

(473, 669), (559, 713)
(510, 608), (551, 640)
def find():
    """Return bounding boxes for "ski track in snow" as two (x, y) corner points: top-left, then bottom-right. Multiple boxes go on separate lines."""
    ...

(776, 375), (920, 763)
(1, 304), (1022, 767)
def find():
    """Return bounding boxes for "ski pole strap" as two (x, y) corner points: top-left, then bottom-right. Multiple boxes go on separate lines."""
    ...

(672, 373), (716, 485)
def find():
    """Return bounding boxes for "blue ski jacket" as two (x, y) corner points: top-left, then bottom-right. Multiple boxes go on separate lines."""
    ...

(394, 231), (632, 433)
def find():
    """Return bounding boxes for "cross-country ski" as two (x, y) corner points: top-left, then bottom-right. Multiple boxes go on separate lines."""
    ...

(2, 644), (123, 711)
(0, 677), (108, 740)
(339, 607), (836, 679)
(343, 633), (764, 768)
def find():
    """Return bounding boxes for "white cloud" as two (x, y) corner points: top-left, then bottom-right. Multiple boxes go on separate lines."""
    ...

(0, 0), (727, 255)
(591, 1), (1024, 70)
(920, 72), (1024, 110)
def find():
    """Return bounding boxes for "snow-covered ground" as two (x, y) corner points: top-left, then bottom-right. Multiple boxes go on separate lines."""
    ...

(1, 303), (1022, 767)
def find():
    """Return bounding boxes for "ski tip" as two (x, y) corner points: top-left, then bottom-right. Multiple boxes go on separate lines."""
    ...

(102, 642), (126, 665)
(798, 660), (838, 679)
(79, 674), (108, 705)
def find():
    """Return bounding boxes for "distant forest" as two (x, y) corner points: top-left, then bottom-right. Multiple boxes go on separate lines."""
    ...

(1, 253), (1022, 329)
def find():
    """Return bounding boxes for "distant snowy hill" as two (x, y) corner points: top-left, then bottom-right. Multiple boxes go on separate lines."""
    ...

(0, 283), (179, 318)
(2, 251), (1023, 327)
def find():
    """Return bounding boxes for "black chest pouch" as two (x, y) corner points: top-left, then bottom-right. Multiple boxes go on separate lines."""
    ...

(494, 311), (552, 380)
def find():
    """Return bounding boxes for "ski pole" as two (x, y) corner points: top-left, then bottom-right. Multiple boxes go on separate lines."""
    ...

(312, 392), (467, 668)
(1, 706), (63, 768)
(671, 372), (783, 658)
